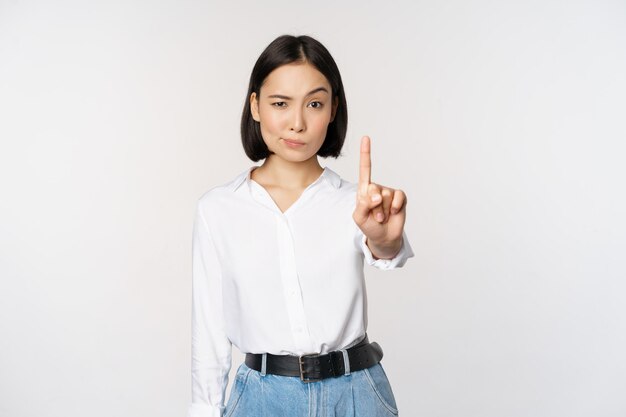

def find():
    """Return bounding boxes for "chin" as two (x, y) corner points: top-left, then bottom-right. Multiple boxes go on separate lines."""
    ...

(274, 152), (316, 163)
(285, 155), (313, 163)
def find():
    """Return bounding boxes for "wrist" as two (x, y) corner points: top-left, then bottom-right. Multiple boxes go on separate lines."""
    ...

(365, 235), (403, 260)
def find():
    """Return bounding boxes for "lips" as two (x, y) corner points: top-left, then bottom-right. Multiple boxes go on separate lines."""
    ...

(283, 138), (305, 144)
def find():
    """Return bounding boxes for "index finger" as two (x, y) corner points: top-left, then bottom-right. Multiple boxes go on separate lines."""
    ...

(359, 135), (371, 195)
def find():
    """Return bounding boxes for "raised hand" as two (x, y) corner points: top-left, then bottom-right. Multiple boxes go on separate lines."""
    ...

(352, 136), (407, 259)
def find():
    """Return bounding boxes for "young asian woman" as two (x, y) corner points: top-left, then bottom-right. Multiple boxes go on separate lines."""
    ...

(186, 34), (415, 417)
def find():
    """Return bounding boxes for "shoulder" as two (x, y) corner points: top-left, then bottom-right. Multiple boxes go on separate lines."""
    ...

(340, 178), (358, 194)
(329, 168), (358, 198)
(323, 167), (359, 213)
(325, 166), (357, 192)
(196, 167), (251, 209)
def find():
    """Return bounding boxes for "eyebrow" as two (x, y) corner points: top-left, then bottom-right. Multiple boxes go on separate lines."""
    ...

(267, 86), (330, 100)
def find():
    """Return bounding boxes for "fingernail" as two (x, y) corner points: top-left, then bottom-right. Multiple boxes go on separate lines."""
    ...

(376, 212), (384, 221)
(371, 194), (381, 202)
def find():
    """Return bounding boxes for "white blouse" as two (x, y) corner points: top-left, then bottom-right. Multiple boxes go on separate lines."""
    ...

(186, 165), (415, 417)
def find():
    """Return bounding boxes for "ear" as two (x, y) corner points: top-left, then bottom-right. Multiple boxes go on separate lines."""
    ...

(330, 96), (339, 122)
(250, 92), (260, 122)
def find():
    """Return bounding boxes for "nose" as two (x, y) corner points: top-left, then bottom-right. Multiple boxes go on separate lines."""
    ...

(290, 107), (305, 133)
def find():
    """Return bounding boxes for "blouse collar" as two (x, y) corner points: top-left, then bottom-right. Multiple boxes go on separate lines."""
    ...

(229, 165), (341, 192)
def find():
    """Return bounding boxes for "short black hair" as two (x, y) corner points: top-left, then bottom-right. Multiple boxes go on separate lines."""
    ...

(240, 34), (348, 161)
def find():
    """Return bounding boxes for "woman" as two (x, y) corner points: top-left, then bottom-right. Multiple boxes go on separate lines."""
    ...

(187, 34), (415, 417)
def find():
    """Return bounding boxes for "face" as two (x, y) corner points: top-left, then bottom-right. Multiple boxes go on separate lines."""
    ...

(250, 62), (339, 163)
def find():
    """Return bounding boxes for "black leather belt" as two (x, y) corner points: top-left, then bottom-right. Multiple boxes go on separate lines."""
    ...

(244, 334), (384, 383)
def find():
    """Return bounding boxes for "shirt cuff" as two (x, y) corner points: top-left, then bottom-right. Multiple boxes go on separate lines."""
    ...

(186, 403), (224, 417)
(360, 229), (415, 270)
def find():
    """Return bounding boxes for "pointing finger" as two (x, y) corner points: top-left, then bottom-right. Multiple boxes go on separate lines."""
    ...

(359, 136), (371, 196)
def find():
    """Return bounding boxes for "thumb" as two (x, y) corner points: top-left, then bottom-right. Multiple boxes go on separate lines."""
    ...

(353, 197), (371, 225)
(353, 192), (381, 225)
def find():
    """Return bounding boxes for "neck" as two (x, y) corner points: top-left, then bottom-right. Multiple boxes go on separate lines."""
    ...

(255, 155), (324, 189)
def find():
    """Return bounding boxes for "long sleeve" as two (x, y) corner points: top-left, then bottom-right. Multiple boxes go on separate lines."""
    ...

(186, 203), (232, 417)
(357, 228), (415, 270)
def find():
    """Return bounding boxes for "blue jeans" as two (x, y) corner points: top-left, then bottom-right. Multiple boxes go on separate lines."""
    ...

(224, 360), (399, 417)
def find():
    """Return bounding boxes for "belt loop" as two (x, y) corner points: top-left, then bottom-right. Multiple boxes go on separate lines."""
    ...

(260, 353), (267, 376)
(340, 349), (350, 375)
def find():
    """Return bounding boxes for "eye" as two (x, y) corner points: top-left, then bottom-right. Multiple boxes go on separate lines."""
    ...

(308, 101), (323, 109)
(271, 102), (287, 107)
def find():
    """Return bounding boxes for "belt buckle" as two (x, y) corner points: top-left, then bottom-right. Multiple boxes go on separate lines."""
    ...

(298, 353), (322, 383)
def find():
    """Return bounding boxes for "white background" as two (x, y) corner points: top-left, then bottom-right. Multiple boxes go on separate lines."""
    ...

(1, 0), (625, 416)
